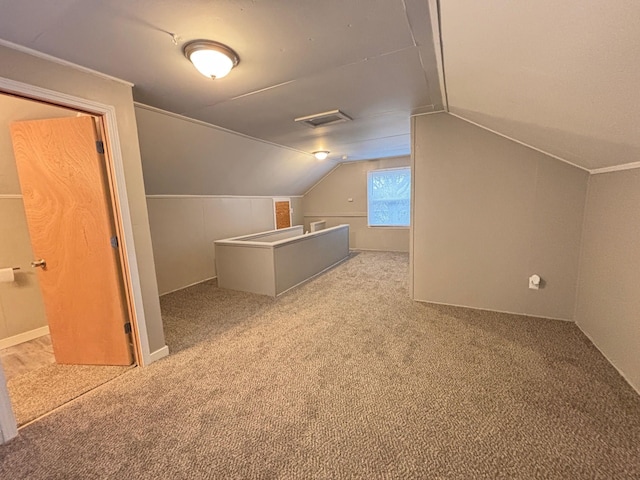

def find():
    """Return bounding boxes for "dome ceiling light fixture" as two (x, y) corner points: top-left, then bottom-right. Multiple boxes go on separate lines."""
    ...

(313, 151), (330, 161)
(183, 40), (240, 79)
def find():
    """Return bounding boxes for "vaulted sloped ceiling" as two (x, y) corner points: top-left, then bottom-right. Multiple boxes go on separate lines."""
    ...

(0, 0), (636, 192)
(440, 0), (640, 172)
(0, 0), (442, 165)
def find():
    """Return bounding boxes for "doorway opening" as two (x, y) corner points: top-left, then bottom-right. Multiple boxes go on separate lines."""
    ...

(273, 197), (292, 229)
(0, 92), (139, 427)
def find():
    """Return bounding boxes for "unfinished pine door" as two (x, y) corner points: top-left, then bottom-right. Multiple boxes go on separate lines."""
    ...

(10, 116), (133, 366)
(274, 199), (292, 229)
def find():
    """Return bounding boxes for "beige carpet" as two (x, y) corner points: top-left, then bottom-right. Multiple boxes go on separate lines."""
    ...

(1, 251), (639, 478)
(7, 363), (133, 426)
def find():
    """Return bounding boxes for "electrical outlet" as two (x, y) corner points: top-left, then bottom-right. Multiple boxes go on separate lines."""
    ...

(529, 274), (541, 290)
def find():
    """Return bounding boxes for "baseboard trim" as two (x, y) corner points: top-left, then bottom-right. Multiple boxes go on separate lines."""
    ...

(148, 345), (170, 364)
(351, 248), (409, 253)
(413, 298), (573, 323)
(159, 277), (217, 296)
(0, 326), (50, 350)
(576, 323), (640, 396)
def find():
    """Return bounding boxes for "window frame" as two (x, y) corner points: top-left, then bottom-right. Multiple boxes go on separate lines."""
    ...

(366, 166), (411, 228)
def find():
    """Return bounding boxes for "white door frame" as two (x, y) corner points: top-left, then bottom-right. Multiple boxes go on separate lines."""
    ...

(0, 76), (152, 442)
(273, 197), (292, 229)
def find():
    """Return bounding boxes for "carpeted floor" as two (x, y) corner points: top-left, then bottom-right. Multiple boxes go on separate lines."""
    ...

(7, 363), (133, 426)
(1, 251), (639, 479)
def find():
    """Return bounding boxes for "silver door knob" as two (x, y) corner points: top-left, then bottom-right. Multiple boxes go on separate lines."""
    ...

(31, 259), (46, 269)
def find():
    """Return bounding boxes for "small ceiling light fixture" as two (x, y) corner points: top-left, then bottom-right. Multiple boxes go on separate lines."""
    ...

(313, 151), (330, 161)
(183, 40), (240, 79)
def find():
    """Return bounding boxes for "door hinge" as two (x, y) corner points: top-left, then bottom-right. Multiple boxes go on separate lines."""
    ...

(124, 322), (132, 334)
(110, 236), (119, 248)
(96, 141), (105, 154)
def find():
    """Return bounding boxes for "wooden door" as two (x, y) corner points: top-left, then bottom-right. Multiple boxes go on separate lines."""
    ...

(275, 200), (292, 229)
(10, 116), (133, 366)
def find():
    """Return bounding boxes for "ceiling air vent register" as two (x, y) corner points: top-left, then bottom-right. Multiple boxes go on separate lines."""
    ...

(294, 110), (352, 129)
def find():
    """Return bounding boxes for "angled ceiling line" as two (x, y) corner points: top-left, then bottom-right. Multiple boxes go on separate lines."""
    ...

(428, 0), (448, 111)
(400, 0), (436, 105)
(590, 162), (640, 175)
(449, 112), (590, 173)
(331, 132), (411, 147)
(0, 38), (133, 87)
(410, 110), (446, 118)
(357, 107), (435, 119)
(400, 0), (418, 47)
(302, 162), (343, 196)
(229, 80), (298, 101)
(184, 45), (419, 117)
(178, 79), (299, 115)
(416, 49), (435, 105)
(134, 102), (313, 157)
(328, 154), (410, 166)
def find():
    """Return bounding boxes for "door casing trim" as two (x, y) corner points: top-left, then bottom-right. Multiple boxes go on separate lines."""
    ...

(0, 76), (152, 442)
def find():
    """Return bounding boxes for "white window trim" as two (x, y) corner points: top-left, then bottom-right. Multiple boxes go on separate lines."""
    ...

(367, 166), (411, 228)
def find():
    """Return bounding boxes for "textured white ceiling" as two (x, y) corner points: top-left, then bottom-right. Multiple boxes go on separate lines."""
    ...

(441, 0), (640, 171)
(0, 0), (442, 163)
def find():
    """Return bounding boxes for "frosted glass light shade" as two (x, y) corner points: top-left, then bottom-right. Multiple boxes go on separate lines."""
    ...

(184, 41), (239, 79)
(313, 151), (330, 160)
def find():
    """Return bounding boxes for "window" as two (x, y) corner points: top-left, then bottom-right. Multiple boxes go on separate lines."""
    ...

(367, 167), (411, 227)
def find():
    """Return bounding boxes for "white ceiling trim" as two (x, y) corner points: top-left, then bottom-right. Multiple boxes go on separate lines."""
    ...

(134, 102), (312, 157)
(303, 163), (342, 196)
(0, 38), (133, 87)
(427, 0), (448, 111)
(449, 112), (590, 173)
(590, 162), (640, 175)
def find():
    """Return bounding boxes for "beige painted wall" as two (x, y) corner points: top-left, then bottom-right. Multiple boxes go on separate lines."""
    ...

(0, 45), (166, 355)
(441, 1), (640, 172)
(137, 106), (305, 295)
(574, 170), (640, 392)
(147, 196), (303, 295)
(135, 105), (334, 196)
(0, 199), (47, 340)
(0, 95), (77, 341)
(302, 156), (410, 252)
(411, 113), (588, 320)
